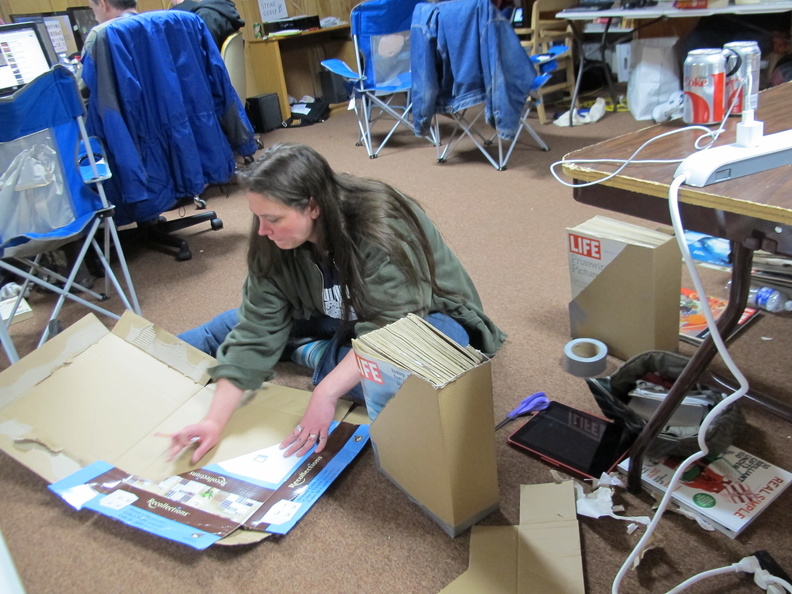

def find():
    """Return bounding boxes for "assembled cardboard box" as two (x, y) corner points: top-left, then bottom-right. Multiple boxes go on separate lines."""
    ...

(355, 346), (500, 537)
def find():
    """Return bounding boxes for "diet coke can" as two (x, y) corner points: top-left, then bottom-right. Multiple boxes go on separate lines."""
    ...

(724, 41), (761, 114)
(683, 49), (733, 125)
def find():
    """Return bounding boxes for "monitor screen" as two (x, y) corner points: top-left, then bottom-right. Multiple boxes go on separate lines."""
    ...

(66, 7), (99, 51)
(11, 12), (80, 58)
(0, 22), (56, 97)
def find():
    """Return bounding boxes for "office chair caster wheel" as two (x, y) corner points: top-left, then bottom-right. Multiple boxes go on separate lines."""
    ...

(211, 218), (223, 231)
(193, 197), (207, 209)
(176, 247), (192, 262)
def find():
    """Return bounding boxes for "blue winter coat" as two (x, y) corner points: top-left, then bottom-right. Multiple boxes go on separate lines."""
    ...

(81, 11), (256, 226)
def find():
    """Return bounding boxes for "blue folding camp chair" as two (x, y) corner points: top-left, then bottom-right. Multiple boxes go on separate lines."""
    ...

(0, 66), (140, 363)
(320, 0), (433, 159)
(411, 0), (566, 170)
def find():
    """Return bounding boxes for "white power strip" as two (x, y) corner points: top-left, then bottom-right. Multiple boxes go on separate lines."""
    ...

(674, 128), (792, 187)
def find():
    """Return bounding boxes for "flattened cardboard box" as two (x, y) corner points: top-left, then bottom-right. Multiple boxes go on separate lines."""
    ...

(357, 348), (500, 537)
(441, 481), (585, 593)
(0, 311), (366, 548)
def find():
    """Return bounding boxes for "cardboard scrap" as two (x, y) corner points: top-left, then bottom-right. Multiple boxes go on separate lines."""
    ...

(441, 481), (585, 593)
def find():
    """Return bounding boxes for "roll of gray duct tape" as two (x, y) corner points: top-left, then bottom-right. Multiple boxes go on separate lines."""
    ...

(563, 338), (608, 377)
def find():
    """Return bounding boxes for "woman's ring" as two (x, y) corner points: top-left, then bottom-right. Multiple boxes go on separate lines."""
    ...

(308, 434), (317, 440)
(295, 425), (303, 433)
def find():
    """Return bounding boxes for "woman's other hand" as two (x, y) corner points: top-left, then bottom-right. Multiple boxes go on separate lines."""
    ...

(279, 394), (336, 457)
(280, 350), (362, 457)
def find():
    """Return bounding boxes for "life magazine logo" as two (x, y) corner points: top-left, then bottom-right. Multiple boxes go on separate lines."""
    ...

(569, 233), (602, 259)
(356, 354), (384, 384)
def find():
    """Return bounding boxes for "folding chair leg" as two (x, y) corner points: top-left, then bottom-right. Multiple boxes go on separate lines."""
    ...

(0, 320), (19, 364)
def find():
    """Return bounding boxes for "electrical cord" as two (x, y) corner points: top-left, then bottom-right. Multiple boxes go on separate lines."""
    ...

(611, 172), (751, 592)
(551, 94), (741, 190)
(666, 555), (792, 593)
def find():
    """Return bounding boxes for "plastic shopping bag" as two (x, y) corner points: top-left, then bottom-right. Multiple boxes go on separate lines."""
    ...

(626, 37), (680, 121)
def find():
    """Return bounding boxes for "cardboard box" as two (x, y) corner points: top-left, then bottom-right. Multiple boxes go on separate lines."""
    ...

(567, 216), (681, 360)
(356, 345), (500, 537)
(0, 311), (365, 547)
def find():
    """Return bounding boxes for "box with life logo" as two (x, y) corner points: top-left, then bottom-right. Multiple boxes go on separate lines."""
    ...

(352, 315), (500, 537)
(567, 215), (682, 361)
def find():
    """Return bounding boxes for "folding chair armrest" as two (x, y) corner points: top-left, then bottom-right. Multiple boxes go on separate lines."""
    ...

(78, 137), (112, 184)
(530, 45), (569, 75)
(531, 45), (568, 63)
(320, 59), (364, 82)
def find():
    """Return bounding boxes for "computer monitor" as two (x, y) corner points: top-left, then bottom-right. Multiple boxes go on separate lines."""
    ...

(0, 22), (58, 97)
(10, 12), (80, 58)
(66, 7), (99, 52)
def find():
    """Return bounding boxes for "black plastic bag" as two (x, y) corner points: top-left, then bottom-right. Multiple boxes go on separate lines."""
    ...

(585, 350), (744, 458)
(282, 98), (330, 128)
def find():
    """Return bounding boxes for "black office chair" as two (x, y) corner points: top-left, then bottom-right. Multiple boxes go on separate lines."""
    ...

(81, 11), (257, 261)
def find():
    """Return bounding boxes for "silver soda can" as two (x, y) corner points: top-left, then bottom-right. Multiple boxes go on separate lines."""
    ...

(724, 41), (761, 114)
(683, 49), (727, 125)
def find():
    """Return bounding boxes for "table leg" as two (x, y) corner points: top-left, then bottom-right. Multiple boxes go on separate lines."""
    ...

(626, 242), (754, 493)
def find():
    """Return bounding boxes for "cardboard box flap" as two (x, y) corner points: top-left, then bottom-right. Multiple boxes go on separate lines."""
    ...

(440, 526), (518, 593)
(0, 321), (214, 484)
(0, 313), (109, 410)
(111, 310), (214, 384)
(518, 482), (577, 525)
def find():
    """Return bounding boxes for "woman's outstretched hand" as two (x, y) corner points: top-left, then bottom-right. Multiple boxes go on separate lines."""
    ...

(168, 419), (222, 465)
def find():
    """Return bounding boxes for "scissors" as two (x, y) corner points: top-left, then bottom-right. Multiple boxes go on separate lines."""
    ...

(494, 391), (550, 430)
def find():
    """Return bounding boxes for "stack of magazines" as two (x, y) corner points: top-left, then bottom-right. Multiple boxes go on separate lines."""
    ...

(351, 313), (483, 387)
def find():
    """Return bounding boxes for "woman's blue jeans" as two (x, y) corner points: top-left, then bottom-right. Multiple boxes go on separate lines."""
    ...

(178, 310), (470, 418)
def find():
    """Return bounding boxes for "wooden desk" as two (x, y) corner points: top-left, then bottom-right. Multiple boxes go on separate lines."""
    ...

(562, 82), (792, 492)
(248, 25), (355, 122)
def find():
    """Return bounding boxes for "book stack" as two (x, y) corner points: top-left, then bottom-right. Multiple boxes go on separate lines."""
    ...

(352, 313), (483, 388)
(618, 446), (792, 538)
(567, 215), (682, 360)
(679, 287), (761, 345)
(751, 252), (792, 296)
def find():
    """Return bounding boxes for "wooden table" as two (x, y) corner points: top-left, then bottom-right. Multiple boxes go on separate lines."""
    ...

(248, 25), (355, 122)
(562, 82), (792, 492)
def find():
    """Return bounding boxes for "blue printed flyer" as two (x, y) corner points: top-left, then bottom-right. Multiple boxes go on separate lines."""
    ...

(49, 422), (369, 550)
